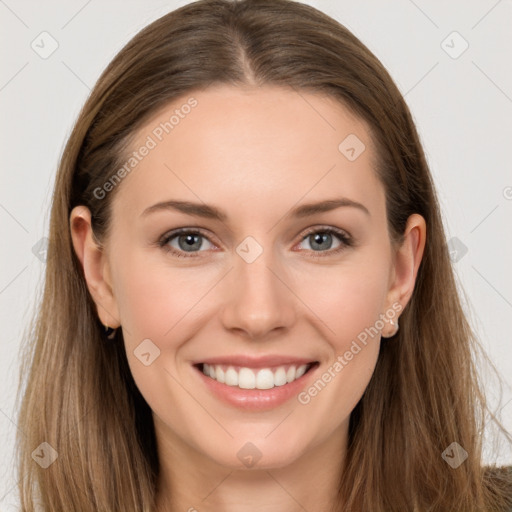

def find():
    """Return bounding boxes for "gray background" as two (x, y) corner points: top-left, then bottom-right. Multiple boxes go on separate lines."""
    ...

(1, 0), (511, 508)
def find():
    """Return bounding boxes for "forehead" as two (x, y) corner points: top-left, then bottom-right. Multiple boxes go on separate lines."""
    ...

(112, 84), (384, 222)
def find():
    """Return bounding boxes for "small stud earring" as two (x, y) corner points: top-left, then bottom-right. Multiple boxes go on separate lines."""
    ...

(104, 324), (117, 340)
(382, 318), (399, 339)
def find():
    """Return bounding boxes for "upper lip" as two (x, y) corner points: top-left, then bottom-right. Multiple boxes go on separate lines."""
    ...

(193, 355), (318, 369)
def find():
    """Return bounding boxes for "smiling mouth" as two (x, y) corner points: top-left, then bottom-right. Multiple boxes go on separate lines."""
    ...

(194, 362), (319, 390)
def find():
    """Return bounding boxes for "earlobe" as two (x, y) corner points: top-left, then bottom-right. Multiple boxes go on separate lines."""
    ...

(69, 206), (120, 328)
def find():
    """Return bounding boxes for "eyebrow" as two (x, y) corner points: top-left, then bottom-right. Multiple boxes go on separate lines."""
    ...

(140, 198), (370, 221)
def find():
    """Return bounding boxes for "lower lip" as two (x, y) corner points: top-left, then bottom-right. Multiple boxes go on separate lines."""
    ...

(194, 364), (319, 411)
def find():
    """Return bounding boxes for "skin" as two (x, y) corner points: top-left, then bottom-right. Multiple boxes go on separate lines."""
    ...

(70, 84), (426, 511)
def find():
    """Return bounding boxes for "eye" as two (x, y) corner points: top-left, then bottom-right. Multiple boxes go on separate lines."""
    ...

(158, 228), (216, 258)
(158, 226), (353, 259)
(296, 226), (353, 257)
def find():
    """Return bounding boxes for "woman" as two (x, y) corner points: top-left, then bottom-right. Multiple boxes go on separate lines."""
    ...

(16, 0), (512, 510)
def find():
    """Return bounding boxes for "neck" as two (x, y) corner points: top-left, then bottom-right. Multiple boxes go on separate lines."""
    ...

(154, 419), (348, 512)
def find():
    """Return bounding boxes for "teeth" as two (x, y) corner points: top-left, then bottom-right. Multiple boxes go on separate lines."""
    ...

(225, 367), (238, 386)
(239, 368), (255, 389)
(274, 367), (287, 386)
(256, 368), (274, 390)
(296, 364), (308, 378)
(216, 366), (225, 384)
(201, 363), (312, 389)
(286, 366), (296, 383)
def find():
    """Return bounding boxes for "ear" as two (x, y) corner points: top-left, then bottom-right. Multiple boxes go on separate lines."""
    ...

(383, 213), (426, 331)
(69, 206), (120, 328)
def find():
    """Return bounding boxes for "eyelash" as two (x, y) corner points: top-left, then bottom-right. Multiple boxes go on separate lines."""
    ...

(157, 226), (353, 259)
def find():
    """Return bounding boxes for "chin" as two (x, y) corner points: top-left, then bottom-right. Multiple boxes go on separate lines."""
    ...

(198, 433), (308, 471)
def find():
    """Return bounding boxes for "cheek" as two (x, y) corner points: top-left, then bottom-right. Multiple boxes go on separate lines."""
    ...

(294, 261), (388, 424)
(111, 251), (215, 413)
(112, 250), (217, 344)
(300, 257), (391, 349)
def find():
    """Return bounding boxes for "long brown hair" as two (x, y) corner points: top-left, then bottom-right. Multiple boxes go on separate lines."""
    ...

(16, 0), (512, 510)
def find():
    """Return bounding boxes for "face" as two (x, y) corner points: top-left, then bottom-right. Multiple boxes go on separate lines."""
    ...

(77, 84), (420, 471)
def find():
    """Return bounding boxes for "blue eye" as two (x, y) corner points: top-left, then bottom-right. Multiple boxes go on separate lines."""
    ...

(158, 226), (352, 259)
(297, 227), (352, 258)
(159, 229), (215, 258)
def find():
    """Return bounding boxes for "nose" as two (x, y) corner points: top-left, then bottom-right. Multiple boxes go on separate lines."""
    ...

(219, 243), (297, 340)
